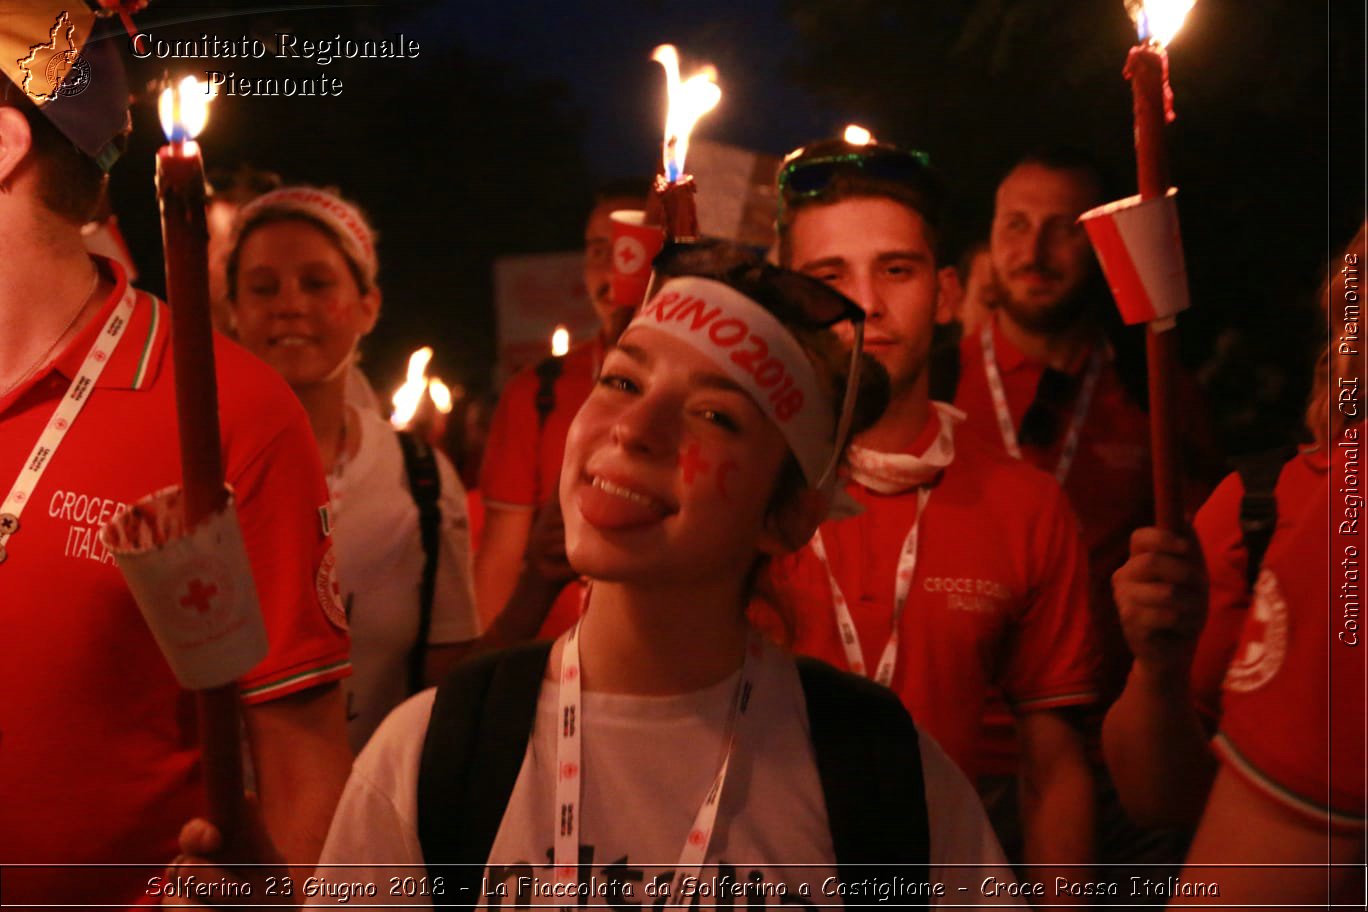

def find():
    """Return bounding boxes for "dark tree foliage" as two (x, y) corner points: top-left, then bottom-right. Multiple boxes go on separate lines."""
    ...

(109, 4), (593, 394)
(783, 0), (1364, 453)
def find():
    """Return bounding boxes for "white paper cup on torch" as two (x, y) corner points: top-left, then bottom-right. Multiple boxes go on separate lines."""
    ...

(1079, 188), (1190, 330)
(101, 485), (267, 689)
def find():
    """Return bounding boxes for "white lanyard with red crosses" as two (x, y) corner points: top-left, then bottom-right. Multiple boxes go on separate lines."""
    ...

(808, 485), (932, 686)
(553, 619), (758, 907)
(0, 287), (135, 565)
(979, 323), (1103, 485)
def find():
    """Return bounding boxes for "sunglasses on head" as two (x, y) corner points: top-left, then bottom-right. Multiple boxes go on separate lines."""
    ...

(650, 239), (866, 493)
(778, 146), (933, 216)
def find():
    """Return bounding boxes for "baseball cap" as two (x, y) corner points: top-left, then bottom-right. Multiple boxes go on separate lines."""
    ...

(0, 1), (131, 171)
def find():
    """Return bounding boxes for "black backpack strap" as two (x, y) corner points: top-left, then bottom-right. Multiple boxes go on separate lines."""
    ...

(927, 321), (963, 403)
(796, 657), (930, 892)
(417, 642), (554, 909)
(533, 356), (564, 430)
(1234, 445), (1297, 589)
(396, 430), (443, 695)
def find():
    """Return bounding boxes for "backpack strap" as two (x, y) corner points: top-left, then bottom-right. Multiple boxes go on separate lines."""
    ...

(396, 430), (442, 695)
(533, 356), (564, 430)
(417, 648), (931, 902)
(1234, 445), (1297, 589)
(796, 657), (931, 887)
(417, 642), (554, 909)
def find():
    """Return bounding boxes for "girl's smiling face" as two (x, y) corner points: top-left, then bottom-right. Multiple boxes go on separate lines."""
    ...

(559, 324), (793, 586)
(231, 218), (379, 391)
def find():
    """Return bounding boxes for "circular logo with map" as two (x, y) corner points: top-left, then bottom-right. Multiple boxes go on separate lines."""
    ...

(1223, 568), (1289, 693)
(46, 52), (91, 98)
(316, 546), (347, 631)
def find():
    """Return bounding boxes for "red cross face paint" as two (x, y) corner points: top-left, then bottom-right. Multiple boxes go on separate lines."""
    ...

(559, 325), (791, 586)
(679, 442), (711, 485)
(631, 276), (835, 484)
(678, 445), (740, 505)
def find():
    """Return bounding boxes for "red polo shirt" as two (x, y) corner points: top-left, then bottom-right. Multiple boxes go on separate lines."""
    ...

(0, 260), (350, 907)
(768, 407), (1100, 778)
(955, 317), (1217, 696)
(1191, 447), (1365, 830)
(480, 338), (602, 637)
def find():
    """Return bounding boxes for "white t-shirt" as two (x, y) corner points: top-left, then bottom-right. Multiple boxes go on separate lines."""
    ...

(329, 408), (480, 751)
(310, 640), (1014, 908)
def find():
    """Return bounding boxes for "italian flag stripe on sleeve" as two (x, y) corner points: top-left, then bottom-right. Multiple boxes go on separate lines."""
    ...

(240, 658), (350, 704)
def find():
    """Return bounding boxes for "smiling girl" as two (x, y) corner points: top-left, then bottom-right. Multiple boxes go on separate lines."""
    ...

(302, 246), (1013, 907)
(227, 187), (479, 751)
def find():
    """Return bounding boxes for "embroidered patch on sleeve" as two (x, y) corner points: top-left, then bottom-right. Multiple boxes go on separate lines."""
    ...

(316, 545), (347, 631)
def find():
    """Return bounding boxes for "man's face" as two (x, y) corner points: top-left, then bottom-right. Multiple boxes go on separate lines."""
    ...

(788, 196), (947, 397)
(584, 196), (645, 330)
(989, 163), (1100, 333)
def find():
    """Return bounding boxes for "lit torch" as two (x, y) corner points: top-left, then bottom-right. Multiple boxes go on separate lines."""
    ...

(391, 347), (436, 429)
(391, 347), (458, 447)
(649, 44), (721, 242)
(1124, 0), (1194, 201)
(154, 74), (256, 847)
(550, 325), (570, 358)
(1079, 0), (1197, 531)
(843, 124), (874, 146)
(156, 75), (219, 520)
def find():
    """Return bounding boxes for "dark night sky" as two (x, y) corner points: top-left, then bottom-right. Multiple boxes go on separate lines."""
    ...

(104, 1), (1365, 458)
(109, 1), (844, 398)
(400, 0), (839, 177)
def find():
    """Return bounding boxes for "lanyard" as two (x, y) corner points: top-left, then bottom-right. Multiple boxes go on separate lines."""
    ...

(979, 324), (1103, 485)
(553, 620), (758, 907)
(0, 287), (135, 565)
(808, 485), (932, 686)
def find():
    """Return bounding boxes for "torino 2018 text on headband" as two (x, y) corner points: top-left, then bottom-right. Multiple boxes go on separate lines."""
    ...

(629, 275), (863, 493)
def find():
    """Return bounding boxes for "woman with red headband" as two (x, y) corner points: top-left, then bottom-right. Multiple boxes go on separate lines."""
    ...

(226, 186), (480, 752)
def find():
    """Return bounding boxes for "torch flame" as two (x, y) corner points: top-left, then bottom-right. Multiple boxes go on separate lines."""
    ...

(391, 346), (436, 428)
(158, 75), (212, 143)
(1126, 0), (1196, 47)
(651, 44), (722, 182)
(429, 379), (454, 415)
(843, 124), (875, 146)
(551, 325), (571, 357)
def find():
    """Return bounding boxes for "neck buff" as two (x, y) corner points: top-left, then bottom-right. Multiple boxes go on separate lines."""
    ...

(846, 402), (963, 494)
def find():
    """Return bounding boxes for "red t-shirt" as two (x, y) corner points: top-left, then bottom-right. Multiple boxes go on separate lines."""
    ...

(0, 261), (351, 907)
(480, 338), (601, 637)
(767, 407), (1100, 778)
(955, 317), (1217, 698)
(1192, 446), (1365, 830)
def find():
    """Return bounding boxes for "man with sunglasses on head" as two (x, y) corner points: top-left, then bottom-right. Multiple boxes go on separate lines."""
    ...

(770, 135), (1101, 894)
